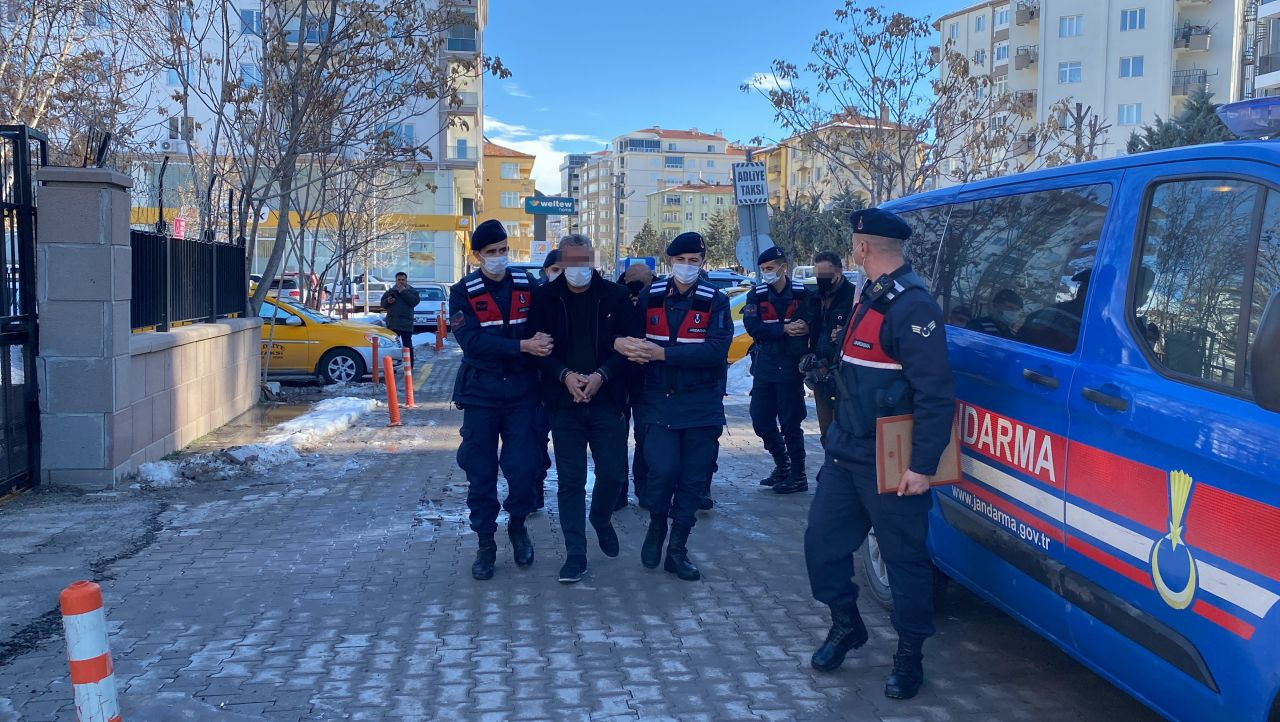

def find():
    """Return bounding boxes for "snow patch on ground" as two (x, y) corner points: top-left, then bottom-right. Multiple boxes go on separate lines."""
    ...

(132, 397), (379, 488)
(726, 358), (753, 396)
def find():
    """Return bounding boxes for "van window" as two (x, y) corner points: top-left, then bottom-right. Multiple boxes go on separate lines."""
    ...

(933, 184), (1112, 352)
(1134, 179), (1274, 392)
(897, 204), (951, 291)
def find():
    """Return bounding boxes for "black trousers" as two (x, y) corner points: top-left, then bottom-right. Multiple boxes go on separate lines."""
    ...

(549, 401), (627, 557)
(394, 329), (414, 367)
(457, 403), (541, 534)
(804, 455), (936, 640)
(534, 404), (551, 507)
(750, 379), (807, 467)
(644, 424), (721, 528)
(814, 384), (837, 450)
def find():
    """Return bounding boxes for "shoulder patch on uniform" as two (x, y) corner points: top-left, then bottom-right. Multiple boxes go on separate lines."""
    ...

(743, 304), (757, 317)
(910, 320), (937, 338)
(450, 310), (466, 328)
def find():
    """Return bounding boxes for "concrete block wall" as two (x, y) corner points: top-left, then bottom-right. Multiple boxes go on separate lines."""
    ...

(35, 166), (262, 490)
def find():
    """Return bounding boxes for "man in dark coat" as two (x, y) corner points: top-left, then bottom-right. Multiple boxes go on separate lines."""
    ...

(381, 272), (420, 365)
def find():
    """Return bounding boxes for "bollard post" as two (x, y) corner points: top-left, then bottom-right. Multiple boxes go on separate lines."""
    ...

(383, 356), (402, 426)
(435, 302), (446, 352)
(402, 348), (416, 408)
(370, 335), (380, 385)
(59, 581), (121, 722)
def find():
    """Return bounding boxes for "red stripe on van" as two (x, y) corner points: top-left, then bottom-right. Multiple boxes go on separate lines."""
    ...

(1067, 535), (1154, 590)
(1192, 599), (1256, 640)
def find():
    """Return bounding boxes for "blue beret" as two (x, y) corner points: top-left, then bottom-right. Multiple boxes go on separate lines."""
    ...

(757, 246), (786, 265)
(849, 207), (912, 242)
(472, 219), (508, 251)
(542, 249), (560, 269)
(666, 231), (705, 257)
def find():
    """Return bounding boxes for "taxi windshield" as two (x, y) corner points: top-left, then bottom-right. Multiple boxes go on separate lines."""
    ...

(278, 299), (331, 324)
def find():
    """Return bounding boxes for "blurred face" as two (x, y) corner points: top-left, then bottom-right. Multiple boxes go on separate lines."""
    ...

(814, 261), (840, 281)
(559, 244), (592, 268)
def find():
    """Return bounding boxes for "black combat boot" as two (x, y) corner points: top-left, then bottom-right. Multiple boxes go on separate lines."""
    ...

(884, 636), (926, 700)
(758, 451), (790, 486)
(663, 523), (700, 581)
(472, 533), (497, 581)
(697, 496), (715, 510)
(508, 516), (534, 567)
(773, 461), (808, 494)
(641, 515), (668, 569)
(810, 605), (868, 672)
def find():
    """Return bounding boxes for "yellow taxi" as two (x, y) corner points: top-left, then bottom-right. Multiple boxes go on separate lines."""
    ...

(728, 292), (753, 364)
(258, 297), (403, 383)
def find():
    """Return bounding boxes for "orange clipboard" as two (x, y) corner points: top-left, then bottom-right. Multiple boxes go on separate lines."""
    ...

(875, 413), (963, 494)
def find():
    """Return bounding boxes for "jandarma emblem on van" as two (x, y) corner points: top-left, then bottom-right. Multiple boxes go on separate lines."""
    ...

(1150, 470), (1199, 610)
(911, 321), (937, 338)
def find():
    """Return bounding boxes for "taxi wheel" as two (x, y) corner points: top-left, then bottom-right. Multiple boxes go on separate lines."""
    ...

(317, 348), (364, 385)
(859, 528), (895, 611)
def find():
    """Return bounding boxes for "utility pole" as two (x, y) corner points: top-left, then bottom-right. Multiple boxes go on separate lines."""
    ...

(612, 170), (633, 275)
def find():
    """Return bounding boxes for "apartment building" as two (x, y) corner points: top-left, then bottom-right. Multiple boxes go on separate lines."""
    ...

(575, 127), (738, 249)
(935, 0), (1246, 183)
(478, 142), (536, 261)
(127, 0), (489, 283)
(646, 183), (736, 239)
(1250, 0), (1280, 97)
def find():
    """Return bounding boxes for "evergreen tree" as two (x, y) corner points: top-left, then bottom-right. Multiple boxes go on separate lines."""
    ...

(629, 221), (667, 262)
(1128, 86), (1235, 153)
(703, 209), (740, 269)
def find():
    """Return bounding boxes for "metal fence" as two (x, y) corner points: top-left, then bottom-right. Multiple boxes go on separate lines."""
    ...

(131, 230), (247, 331)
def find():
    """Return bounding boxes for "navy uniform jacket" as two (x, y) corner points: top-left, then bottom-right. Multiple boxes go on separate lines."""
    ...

(743, 278), (813, 383)
(635, 278), (732, 430)
(449, 268), (539, 408)
(829, 265), (955, 475)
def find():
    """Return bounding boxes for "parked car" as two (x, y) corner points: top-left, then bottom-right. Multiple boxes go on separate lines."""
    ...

(508, 261), (548, 283)
(704, 270), (753, 292)
(801, 269), (864, 289)
(865, 98), (1280, 722)
(727, 292), (752, 364)
(350, 278), (391, 310)
(258, 297), (402, 384)
(792, 265), (816, 283)
(248, 276), (303, 301)
(412, 283), (450, 331)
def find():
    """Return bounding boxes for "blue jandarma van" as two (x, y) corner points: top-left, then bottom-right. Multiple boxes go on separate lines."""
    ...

(868, 99), (1280, 722)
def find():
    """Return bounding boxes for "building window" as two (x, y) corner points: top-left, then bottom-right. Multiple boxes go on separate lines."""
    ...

(374, 123), (415, 148)
(240, 63), (261, 87)
(1058, 61), (1082, 84)
(993, 74), (1008, 96)
(974, 49), (987, 66)
(1117, 103), (1142, 125)
(502, 221), (519, 237)
(664, 156), (684, 169)
(994, 5), (1010, 28)
(667, 143), (677, 151)
(626, 138), (661, 153)
(706, 160), (715, 168)
(975, 14), (986, 32)
(707, 144), (715, 152)
(685, 212), (693, 221)
(994, 42), (1009, 63)
(167, 116), (194, 141)
(1120, 55), (1144, 77)
(1059, 15), (1083, 37)
(500, 162), (520, 179)
(949, 21), (959, 39)
(1120, 8), (1145, 31)
(446, 9), (478, 51)
(500, 191), (521, 208)
(83, 1), (109, 27)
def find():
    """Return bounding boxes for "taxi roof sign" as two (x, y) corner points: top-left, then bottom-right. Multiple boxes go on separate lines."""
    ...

(1216, 98), (1280, 140)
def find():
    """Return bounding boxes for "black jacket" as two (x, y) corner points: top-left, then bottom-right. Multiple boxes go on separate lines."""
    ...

(530, 272), (641, 413)
(381, 285), (420, 332)
(809, 275), (858, 363)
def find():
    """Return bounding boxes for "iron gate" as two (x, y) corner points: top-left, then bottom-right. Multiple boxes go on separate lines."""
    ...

(0, 126), (46, 495)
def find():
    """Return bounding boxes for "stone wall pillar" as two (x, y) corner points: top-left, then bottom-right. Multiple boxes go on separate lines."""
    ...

(35, 167), (134, 489)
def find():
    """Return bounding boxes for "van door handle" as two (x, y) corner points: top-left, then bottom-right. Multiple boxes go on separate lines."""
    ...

(1022, 368), (1060, 389)
(1082, 387), (1129, 412)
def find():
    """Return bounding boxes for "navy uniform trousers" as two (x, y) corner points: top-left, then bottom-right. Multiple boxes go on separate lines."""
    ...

(457, 402), (541, 535)
(804, 455), (936, 640)
(749, 378), (807, 463)
(643, 424), (721, 528)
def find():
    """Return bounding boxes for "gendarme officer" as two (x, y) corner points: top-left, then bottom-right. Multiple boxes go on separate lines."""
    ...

(804, 208), (955, 700)
(450, 219), (554, 581)
(742, 246), (813, 494)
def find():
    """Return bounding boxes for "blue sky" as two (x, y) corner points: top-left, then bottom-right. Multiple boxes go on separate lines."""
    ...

(483, 0), (957, 192)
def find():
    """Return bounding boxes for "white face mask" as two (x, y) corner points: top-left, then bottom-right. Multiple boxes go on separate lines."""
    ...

(671, 263), (701, 285)
(546, 270), (561, 283)
(761, 270), (780, 285)
(564, 266), (592, 288)
(481, 255), (508, 276)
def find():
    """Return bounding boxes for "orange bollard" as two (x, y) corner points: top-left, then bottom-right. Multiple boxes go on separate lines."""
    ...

(402, 348), (416, 408)
(383, 356), (401, 426)
(60, 581), (121, 722)
(435, 302), (446, 352)
(370, 335), (381, 385)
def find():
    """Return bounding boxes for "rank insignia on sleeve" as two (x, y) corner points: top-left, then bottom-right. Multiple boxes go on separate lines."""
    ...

(911, 321), (937, 338)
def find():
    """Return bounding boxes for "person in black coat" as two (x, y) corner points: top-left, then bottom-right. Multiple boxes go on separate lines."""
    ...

(530, 235), (641, 583)
(617, 263), (655, 510)
(807, 252), (858, 449)
(381, 272), (420, 365)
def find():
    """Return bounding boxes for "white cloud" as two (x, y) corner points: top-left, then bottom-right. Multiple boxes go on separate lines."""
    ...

(746, 72), (791, 92)
(484, 116), (606, 193)
(503, 82), (532, 99)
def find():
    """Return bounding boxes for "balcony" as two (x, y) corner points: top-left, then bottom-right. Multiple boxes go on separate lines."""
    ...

(446, 35), (478, 53)
(1172, 69), (1209, 96)
(1015, 1), (1039, 25)
(1011, 132), (1035, 155)
(1014, 45), (1039, 70)
(446, 91), (479, 112)
(443, 144), (479, 167)
(1013, 90), (1037, 115)
(1174, 25), (1211, 52)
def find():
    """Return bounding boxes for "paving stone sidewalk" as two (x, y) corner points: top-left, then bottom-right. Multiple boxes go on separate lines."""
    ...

(0, 350), (1158, 721)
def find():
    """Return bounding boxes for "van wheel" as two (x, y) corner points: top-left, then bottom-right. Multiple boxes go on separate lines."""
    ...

(859, 528), (895, 611)
(318, 349), (364, 385)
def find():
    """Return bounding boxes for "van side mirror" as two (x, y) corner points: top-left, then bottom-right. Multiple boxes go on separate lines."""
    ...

(1252, 291), (1280, 413)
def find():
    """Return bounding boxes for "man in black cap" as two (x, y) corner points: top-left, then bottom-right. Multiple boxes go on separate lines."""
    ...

(804, 207), (955, 701)
(614, 232), (731, 581)
(743, 246), (813, 494)
(449, 219), (554, 581)
(806, 251), (858, 449)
